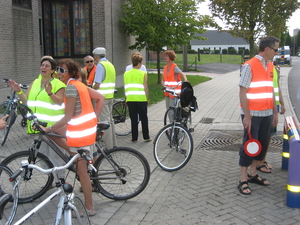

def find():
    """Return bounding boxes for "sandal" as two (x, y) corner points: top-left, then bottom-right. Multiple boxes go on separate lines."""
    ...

(256, 164), (271, 173)
(264, 161), (272, 170)
(248, 174), (269, 186)
(237, 181), (251, 195)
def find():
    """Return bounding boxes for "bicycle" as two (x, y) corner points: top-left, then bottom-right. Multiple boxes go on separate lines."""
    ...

(0, 104), (151, 204)
(153, 85), (194, 172)
(162, 85), (194, 133)
(3, 150), (94, 225)
(0, 164), (19, 225)
(0, 78), (29, 146)
(112, 98), (131, 136)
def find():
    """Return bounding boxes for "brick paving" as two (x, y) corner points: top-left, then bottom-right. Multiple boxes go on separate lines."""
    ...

(1, 65), (300, 224)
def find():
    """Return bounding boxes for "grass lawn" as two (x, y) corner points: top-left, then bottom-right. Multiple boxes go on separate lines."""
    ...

(146, 53), (243, 71)
(115, 73), (211, 105)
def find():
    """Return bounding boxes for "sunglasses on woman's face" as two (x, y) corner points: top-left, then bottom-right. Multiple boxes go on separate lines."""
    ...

(56, 66), (68, 74)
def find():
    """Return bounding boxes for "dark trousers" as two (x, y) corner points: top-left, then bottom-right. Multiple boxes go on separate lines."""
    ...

(127, 102), (150, 141)
(239, 115), (272, 167)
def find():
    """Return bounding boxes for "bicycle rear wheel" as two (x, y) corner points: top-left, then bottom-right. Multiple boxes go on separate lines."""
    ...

(112, 101), (131, 136)
(0, 102), (17, 146)
(153, 124), (193, 171)
(70, 196), (91, 225)
(0, 151), (54, 203)
(163, 108), (175, 126)
(0, 164), (18, 224)
(93, 147), (150, 200)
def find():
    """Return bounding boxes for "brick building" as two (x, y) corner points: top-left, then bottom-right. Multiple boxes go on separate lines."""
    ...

(0, 0), (140, 101)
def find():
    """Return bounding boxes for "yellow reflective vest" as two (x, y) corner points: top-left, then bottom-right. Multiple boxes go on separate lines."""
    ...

(27, 78), (65, 133)
(98, 60), (116, 99)
(124, 69), (147, 102)
(273, 68), (280, 105)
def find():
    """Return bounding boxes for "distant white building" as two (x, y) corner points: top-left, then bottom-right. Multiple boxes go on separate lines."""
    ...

(293, 29), (300, 36)
(190, 30), (249, 52)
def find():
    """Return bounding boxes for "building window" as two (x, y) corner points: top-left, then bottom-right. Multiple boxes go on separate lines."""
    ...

(13, 0), (32, 9)
(42, 0), (92, 57)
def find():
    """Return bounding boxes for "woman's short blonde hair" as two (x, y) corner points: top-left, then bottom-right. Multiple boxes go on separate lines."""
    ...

(131, 52), (143, 66)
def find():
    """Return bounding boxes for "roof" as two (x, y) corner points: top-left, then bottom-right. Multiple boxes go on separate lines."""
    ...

(190, 30), (248, 45)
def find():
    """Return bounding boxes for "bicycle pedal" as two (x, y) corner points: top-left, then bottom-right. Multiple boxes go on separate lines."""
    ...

(189, 128), (194, 132)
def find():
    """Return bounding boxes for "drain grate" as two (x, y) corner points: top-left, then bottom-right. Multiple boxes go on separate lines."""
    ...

(200, 117), (215, 124)
(198, 130), (283, 152)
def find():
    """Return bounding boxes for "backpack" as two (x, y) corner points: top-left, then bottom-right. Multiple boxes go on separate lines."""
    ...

(180, 82), (198, 112)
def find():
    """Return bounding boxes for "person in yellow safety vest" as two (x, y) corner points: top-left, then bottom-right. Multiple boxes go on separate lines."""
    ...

(83, 55), (97, 86)
(92, 47), (117, 149)
(162, 50), (188, 111)
(124, 52), (151, 142)
(8, 58), (71, 178)
(238, 36), (279, 195)
(38, 56), (59, 79)
(256, 66), (285, 173)
(43, 58), (104, 216)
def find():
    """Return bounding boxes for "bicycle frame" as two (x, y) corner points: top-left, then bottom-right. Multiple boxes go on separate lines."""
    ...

(13, 153), (90, 225)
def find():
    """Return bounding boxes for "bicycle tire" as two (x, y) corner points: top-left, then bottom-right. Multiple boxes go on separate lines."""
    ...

(70, 196), (91, 225)
(0, 164), (19, 224)
(153, 124), (193, 171)
(92, 147), (150, 200)
(1, 104), (17, 146)
(0, 151), (54, 203)
(112, 101), (131, 136)
(182, 110), (193, 132)
(163, 108), (175, 126)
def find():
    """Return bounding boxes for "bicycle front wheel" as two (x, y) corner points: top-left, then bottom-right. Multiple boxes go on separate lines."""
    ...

(0, 164), (19, 225)
(112, 101), (131, 136)
(0, 102), (17, 146)
(153, 124), (193, 171)
(69, 195), (91, 225)
(1, 151), (54, 203)
(93, 147), (150, 200)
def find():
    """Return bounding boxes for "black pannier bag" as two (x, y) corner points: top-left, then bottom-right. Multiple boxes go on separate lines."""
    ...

(180, 82), (198, 112)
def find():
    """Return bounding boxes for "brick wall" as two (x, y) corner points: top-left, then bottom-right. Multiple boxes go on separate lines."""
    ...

(0, 0), (40, 102)
(0, 0), (145, 98)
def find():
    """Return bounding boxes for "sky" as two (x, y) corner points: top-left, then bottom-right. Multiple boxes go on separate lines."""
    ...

(198, 0), (300, 36)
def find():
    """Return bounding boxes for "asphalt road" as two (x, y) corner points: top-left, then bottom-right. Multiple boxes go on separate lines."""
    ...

(288, 57), (300, 122)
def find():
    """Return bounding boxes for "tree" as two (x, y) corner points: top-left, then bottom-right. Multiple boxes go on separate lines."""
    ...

(120, 0), (211, 83)
(209, 0), (299, 57)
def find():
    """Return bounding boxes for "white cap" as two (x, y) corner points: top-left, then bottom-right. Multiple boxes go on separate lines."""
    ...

(92, 47), (106, 55)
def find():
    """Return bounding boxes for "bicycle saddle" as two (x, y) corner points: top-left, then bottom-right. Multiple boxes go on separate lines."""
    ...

(97, 121), (110, 130)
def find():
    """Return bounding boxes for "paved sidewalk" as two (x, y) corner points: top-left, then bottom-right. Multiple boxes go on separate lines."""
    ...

(1, 66), (300, 225)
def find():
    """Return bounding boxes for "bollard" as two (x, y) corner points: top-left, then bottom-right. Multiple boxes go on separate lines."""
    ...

(285, 116), (300, 208)
(281, 132), (289, 170)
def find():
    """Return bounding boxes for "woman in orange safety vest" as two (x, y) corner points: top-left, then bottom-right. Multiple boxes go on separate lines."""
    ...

(161, 50), (188, 110)
(43, 58), (104, 216)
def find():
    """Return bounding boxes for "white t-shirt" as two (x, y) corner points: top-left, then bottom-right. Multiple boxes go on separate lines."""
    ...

(125, 64), (147, 72)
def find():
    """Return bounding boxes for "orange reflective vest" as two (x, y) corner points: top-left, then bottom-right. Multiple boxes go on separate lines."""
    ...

(246, 58), (274, 111)
(65, 80), (97, 147)
(163, 63), (181, 98)
(84, 65), (97, 85)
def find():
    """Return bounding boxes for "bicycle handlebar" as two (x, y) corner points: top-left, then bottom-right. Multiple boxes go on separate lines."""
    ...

(10, 149), (96, 181)
(18, 104), (48, 133)
(3, 78), (29, 90)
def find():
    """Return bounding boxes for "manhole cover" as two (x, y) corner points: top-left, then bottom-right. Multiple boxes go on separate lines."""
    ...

(200, 117), (214, 124)
(198, 130), (283, 152)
